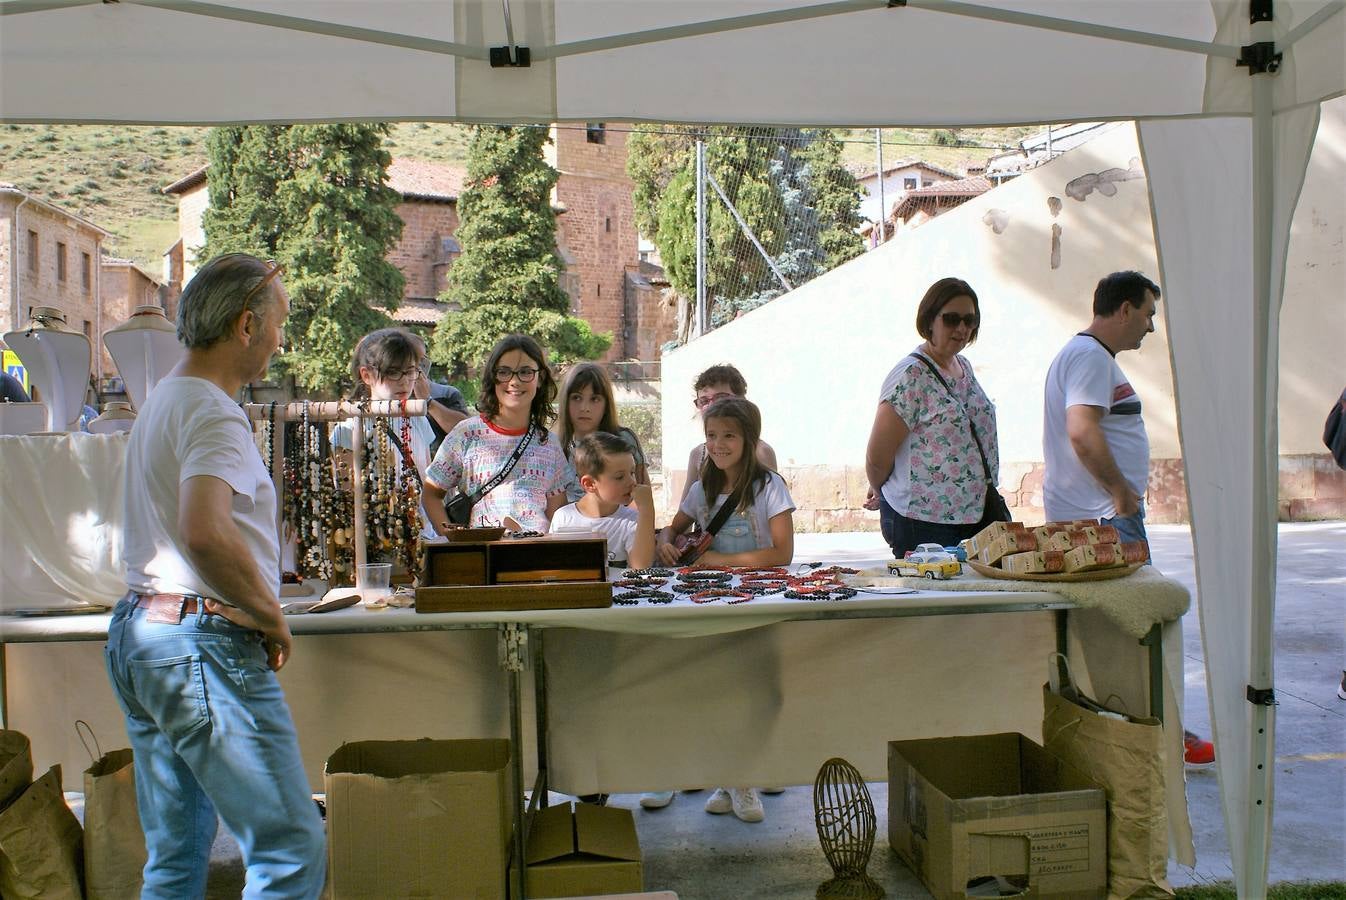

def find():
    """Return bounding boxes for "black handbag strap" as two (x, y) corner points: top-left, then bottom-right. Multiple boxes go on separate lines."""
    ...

(705, 481), (748, 537)
(469, 426), (534, 503)
(908, 352), (995, 483)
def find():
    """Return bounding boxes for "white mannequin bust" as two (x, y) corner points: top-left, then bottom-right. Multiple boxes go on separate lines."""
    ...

(104, 304), (183, 411)
(3, 307), (93, 433)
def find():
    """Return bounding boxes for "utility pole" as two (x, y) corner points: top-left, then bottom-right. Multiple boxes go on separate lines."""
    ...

(694, 140), (707, 337)
(874, 128), (886, 245)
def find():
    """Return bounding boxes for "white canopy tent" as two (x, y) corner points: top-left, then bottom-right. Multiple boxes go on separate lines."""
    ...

(2, 1), (1342, 895)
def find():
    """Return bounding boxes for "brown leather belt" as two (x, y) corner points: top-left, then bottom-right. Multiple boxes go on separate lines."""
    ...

(132, 592), (210, 624)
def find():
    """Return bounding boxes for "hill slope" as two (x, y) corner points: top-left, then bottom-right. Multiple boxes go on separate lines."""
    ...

(0, 123), (1038, 280)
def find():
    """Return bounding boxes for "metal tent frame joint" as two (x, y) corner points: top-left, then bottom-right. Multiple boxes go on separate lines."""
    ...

(1237, 41), (1282, 74)
(1245, 685), (1278, 706)
(490, 45), (531, 67)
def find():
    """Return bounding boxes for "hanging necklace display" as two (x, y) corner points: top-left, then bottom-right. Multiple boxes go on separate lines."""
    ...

(261, 401), (277, 479)
(392, 401), (422, 572)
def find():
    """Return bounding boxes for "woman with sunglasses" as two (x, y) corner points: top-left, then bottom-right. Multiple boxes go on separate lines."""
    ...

(865, 277), (1002, 557)
(423, 334), (568, 533)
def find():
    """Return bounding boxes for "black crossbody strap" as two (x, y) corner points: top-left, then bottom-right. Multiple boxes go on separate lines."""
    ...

(469, 426), (534, 503)
(706, 482), (748, 537)
(908, 353), (995, 482)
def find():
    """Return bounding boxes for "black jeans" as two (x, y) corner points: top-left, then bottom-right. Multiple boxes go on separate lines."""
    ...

(878, 495), (987, 558)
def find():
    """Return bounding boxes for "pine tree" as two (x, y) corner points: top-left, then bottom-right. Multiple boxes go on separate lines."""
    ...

(200, 124), (404, 391)
(433, 126), (609, 373)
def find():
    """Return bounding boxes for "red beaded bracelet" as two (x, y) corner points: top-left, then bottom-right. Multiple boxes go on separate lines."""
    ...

(689, 588), (752, 604)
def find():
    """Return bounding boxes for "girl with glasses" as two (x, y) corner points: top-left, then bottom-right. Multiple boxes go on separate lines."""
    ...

(556, 362), (650, 502)
(422, 334), (568, 533)
(864, 277), (1003, 557)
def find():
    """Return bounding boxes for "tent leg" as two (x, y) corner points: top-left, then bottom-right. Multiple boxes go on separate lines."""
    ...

(1140, 624), (1163, 723)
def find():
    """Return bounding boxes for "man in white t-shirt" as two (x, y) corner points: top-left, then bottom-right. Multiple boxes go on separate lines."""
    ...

(1043, 270), (1216, 769)
(105, 254), (325, 897)
(1043, 270), (1160, 539)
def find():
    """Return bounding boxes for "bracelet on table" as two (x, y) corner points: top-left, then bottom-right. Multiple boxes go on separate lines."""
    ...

(789, 576), (844, 592)
(624, 567), (674, 580)
(676, 568), (733, 584)
(612, 578), (670, 590)
(689, 587), (752, 604)
(613, 588), (674, 605)
(809, 565), (859, 578)
(734, 567), (788, 580)
(738, 581), (789, 595)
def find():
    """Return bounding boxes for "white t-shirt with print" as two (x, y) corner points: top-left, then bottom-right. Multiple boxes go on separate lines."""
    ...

(550, 502), (641, 564)
(123, 376), (279, 599)
(1043, 333), (1150, 520)
(679, 470), (795, 551)
(333, 413), (436, 538)
(425, 416), (568, 532)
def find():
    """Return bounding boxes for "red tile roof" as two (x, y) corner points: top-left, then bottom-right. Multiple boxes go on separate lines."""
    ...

(164, 159), (468, 203)
(891, 176), (993, 222)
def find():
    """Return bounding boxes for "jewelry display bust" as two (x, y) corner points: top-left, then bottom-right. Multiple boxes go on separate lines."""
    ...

(4, 307), (93, 433)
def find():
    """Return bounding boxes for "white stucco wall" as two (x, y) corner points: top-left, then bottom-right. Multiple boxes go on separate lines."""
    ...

(661, 102), (1345, 520)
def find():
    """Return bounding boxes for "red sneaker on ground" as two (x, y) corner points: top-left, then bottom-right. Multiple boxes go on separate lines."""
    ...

(1184, 731), (1215, 769)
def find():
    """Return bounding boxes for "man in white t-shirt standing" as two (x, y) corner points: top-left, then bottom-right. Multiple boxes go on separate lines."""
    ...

(105, 254), (325, 897)
(1042, 269), (1216, 769)
(1043, 270), (1160, 541)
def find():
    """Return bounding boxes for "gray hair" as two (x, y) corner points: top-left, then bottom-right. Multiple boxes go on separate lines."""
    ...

(177, 253), (281, 349)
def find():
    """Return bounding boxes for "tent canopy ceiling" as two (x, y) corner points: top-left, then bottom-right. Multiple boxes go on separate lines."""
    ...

(0, 0), (1340, 125)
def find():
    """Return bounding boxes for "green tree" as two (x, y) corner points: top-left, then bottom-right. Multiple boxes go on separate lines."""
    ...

(433, 125), (609, 373)
(627, 127), (862, 329)
(200, 124), (404, 391)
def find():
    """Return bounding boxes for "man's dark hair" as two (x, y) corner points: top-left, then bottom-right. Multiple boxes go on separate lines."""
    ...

(693, 364), (748, 396)
(1094, 271), (1161, 318)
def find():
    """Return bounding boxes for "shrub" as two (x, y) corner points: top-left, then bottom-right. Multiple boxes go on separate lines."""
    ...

(617, 402), (662, 471)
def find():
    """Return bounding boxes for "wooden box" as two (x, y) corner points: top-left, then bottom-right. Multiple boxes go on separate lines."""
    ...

(417, 536), (611, 613)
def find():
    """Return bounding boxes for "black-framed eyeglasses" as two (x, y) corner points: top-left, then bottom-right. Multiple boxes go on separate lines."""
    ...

(241, 260), (284, 309)
(494, 366), (539, 383)
(417, 357), (432, 375)
(939, 311), (979, 329)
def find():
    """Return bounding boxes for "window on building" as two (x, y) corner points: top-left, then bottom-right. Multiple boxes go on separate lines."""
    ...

(83, 320), (93, 338)
(586, 123), (606, 144)
(57, 242), (67, 282)
(903, 177), (918, 190)
(82, 253), (92, 292)
(27, 231), (38, 274)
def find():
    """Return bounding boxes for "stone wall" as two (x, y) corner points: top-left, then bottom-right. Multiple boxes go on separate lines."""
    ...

(177, 184), (209, 283)
(387, 200), (459, 300)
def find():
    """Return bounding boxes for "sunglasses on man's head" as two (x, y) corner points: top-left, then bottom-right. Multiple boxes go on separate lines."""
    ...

(241, 260), (284, 309)
(939, 311), (979, 329)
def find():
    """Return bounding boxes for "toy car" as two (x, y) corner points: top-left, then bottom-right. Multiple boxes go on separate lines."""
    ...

(886, 543), (963, 579)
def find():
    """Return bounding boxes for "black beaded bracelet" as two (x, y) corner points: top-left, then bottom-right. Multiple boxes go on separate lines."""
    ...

(676, 570), (733, 584)
(624, 567), (674, 579)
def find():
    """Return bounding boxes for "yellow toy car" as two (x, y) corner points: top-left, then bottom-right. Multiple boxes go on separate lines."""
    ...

(886, 543), (963, 580)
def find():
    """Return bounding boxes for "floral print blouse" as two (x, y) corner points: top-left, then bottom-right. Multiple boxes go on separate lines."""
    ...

(879, 351), (1000, 524)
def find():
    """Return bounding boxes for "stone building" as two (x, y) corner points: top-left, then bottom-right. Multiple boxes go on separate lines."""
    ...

(99, 257), (163, 375)
(0, 182), (108, 379)
(164, 132), (676, 364)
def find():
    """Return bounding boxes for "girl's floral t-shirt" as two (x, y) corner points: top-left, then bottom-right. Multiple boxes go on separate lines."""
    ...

(878, 349), (1000, 524)
(425, 416), (567, 531)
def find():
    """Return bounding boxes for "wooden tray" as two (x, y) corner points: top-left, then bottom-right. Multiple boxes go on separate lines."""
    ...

(965, 560), (1144, 583)
(442, 526), (506, 543)
(415, 580), (612, 613)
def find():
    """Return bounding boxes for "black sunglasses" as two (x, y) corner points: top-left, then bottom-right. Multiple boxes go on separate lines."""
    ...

(939, 311), (979, 329)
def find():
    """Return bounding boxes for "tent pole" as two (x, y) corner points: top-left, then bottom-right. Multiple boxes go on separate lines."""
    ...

(1243, 11), (1279, 899)
(695, 141), (707, 338)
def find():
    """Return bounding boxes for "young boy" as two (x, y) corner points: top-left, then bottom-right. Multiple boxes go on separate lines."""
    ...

(550, 432), (656, 569)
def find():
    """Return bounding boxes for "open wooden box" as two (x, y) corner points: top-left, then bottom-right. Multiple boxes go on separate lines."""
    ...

(416, 535), (612, 613)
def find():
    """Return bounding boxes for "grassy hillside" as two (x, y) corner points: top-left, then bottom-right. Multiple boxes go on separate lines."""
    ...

(0, 123), (1037, 280)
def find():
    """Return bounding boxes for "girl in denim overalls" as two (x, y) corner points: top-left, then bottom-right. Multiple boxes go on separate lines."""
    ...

(655, 397), (796, 823)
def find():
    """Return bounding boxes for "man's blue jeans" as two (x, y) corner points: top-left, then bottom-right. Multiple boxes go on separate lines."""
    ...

(105, 597), (325, 899)
(1101, 504), (1152, 563)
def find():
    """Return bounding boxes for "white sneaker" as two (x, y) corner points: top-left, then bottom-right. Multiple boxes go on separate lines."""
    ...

(730, 787), (765, 823)
(640, 791), (675, 809)
(704, 787), (733, 814)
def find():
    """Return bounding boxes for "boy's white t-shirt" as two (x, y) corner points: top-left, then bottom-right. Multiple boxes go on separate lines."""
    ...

(679, 471), (795, 550)
(123, 376), (279, 598)
(550, 502), (641, 564)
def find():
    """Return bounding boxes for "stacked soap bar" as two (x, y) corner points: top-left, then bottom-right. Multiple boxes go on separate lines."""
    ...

(963, 520), (1149, 575)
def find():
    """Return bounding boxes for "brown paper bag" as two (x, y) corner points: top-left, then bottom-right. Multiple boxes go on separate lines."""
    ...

(0, 730), (33, 809)
(83, 748), (147, 900)
(1042, 685), (1173, 899)
(0, 765), (84, 899)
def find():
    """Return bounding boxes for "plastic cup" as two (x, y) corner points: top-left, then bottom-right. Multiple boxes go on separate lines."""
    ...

(356, 563), (392, 608)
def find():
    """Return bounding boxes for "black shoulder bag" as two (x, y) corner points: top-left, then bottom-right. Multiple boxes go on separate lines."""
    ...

(909, 353), (1012, 524)
(674, 481), (748, 564)
(444, 427), (534, 526)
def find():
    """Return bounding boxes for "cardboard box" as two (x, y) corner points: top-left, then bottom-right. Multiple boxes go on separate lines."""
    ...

(889, 733), (1106, 900)
(512, 802), (643, 898)
(325, 739), (513, 900)
(1001, 550), (1067, 575)
(1062, 543), (1126, 573)
(962, 521), (1026, 557)
(977, 531), (1039, 566)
